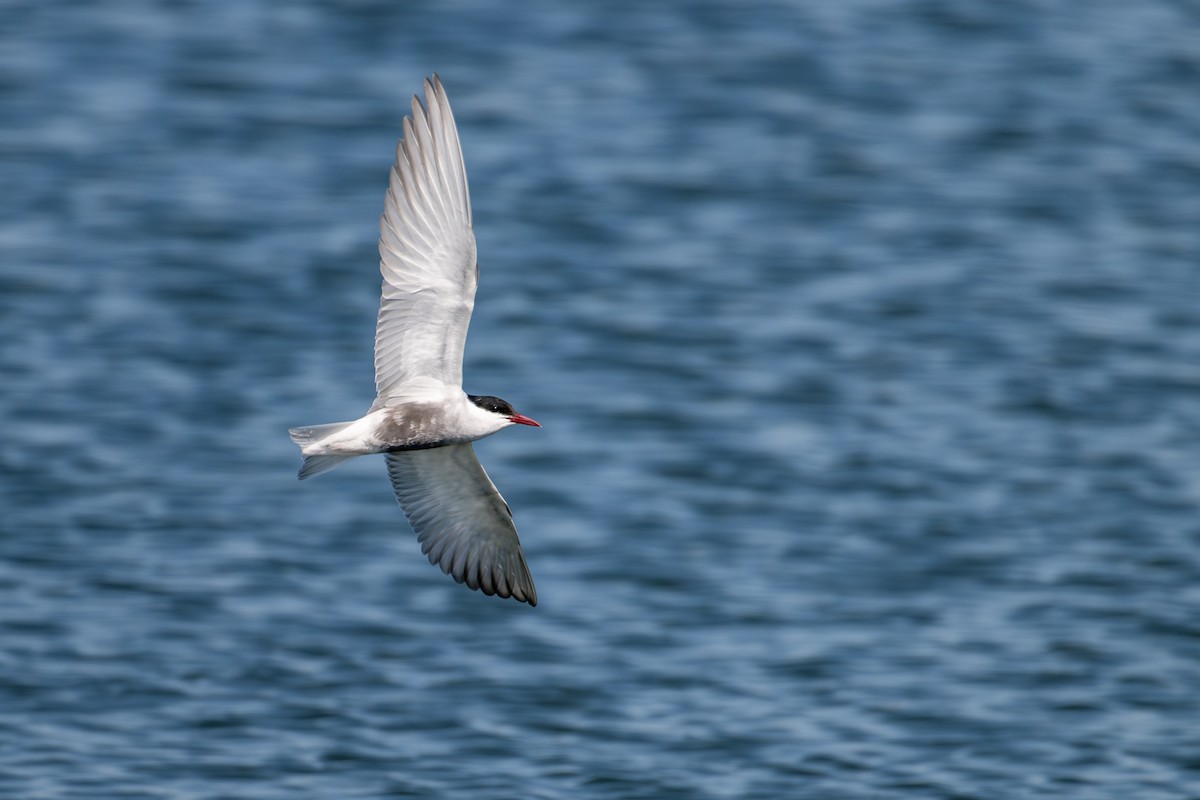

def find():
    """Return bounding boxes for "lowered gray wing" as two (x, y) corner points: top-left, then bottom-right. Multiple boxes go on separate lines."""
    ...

(385, 443), (536, 605)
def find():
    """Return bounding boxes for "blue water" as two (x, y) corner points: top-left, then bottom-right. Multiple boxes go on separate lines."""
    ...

(4, 1), (1200, 797)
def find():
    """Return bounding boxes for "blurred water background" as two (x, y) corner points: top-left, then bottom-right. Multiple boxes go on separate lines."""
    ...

(3, 1), (1200, 797)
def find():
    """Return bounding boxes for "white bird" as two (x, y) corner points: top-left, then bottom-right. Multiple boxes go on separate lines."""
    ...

(290, 75), (541, 605)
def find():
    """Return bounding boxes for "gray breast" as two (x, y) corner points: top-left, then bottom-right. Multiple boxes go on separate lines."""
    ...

(377, 405), (458, 452)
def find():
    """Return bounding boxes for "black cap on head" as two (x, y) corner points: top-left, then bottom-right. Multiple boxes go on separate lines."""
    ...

(468, 395), (516, 416)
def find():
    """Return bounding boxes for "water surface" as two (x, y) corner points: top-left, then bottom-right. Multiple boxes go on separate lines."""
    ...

(2, 1), (1200, 797)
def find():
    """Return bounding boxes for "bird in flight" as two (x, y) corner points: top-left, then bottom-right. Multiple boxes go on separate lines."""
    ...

(290, 75), (541, 605)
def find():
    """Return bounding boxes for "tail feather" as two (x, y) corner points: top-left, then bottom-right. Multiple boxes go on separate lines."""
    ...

(298, 454), (356, 480)
(289, 421), (355, 446)
(289, 421), (359, 480)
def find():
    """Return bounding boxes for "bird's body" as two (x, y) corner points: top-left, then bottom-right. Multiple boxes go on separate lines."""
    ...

(293, 384), (515, 464)
(289, 76), (540, 605)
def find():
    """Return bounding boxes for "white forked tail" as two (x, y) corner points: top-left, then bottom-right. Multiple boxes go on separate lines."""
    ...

(289, 421), (359, 480)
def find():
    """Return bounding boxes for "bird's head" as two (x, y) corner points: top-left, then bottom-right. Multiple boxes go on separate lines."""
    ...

(468, 395), (540, 428)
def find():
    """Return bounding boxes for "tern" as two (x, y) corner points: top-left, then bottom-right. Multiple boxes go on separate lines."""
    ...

(290, 75), (541, 605)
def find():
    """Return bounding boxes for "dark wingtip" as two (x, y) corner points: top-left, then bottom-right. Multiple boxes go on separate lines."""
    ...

(423, 545), (538, 606)
(479, 572), (538, 607)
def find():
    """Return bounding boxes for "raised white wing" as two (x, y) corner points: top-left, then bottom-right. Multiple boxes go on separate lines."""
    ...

(376, 74), (476, 396)
(385, 444), (537, 605)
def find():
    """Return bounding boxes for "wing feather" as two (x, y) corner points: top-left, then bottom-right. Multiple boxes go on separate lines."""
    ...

(375, 75), (476, 395)
(385, 445), (537, 605)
